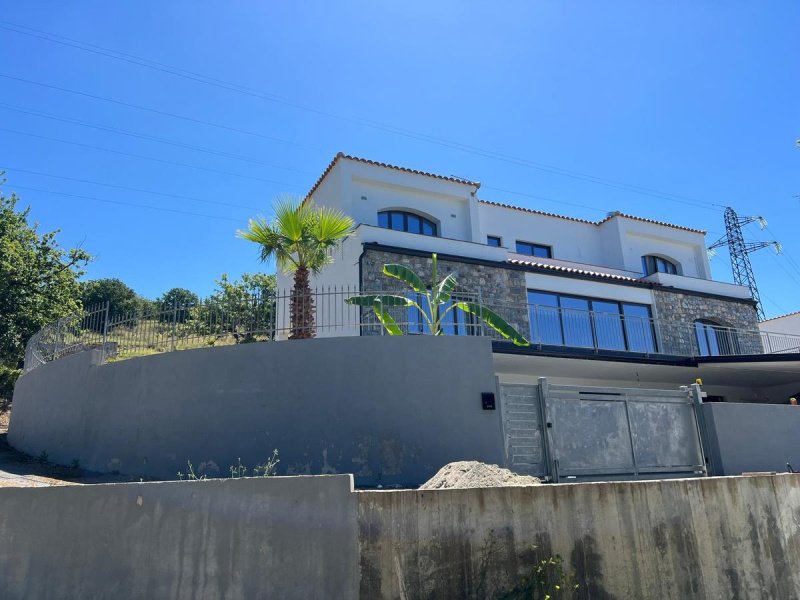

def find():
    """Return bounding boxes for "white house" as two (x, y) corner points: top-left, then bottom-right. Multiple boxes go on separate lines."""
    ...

(278, 153), (800, 404)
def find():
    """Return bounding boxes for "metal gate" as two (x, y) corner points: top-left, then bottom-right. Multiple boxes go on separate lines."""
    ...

(499, 378), (708, 482)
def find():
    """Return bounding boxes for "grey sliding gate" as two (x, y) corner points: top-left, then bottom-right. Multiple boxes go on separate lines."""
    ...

(499, 379), (708, 482)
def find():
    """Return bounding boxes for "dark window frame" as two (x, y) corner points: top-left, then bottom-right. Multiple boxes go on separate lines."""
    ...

(694, 319), (740, 356)
(377, 210), (438, 237)
(487, 235), (502, 247)
(642, 255), (679, 276)
(516, 241), (552, 258)
(526, 289), (658, 353)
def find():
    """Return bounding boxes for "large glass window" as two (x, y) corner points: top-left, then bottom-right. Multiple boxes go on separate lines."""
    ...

(695, 320), (739, 356)
(407, 292), (476, 336)
(527, 291), (562, 345)
(378, 210), (438, 236)
(487, 235), (502, 247)
(527, 290), (658, 353)
(623, 304), (657, 353)
(642, 255), (679, 276)
(516, 241), (552, 258)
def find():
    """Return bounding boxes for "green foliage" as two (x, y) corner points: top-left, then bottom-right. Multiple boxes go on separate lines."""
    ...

(157, 287), (200, 323)
(346, 253), (530, 346)
(0, 179), (91, 369)
(238, 196), (355, 276)
(158, 287), (200, 309)
(192, 273), (276, 341)
(0, 365), (20, 401)
(178, 451), (280, 481)
(501, 553), (580, 600)
(80, 278), (139, 320)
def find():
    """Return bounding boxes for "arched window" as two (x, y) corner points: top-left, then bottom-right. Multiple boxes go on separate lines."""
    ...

(378, 210), (438, 236)
(694, 319), (740, 356)
(642, 255), (679, 276)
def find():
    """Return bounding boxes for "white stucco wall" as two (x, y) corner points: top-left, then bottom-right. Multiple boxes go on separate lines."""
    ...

(759, 312), (800, 337)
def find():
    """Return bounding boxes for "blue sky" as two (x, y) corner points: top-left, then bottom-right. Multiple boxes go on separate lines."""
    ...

(1, 2), (798, 317)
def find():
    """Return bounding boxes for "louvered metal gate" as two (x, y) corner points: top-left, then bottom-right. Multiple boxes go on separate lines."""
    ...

(499, 379), (709, 482)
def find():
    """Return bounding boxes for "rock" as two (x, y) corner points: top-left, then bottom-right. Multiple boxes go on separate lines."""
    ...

(419, 461), (542, 490)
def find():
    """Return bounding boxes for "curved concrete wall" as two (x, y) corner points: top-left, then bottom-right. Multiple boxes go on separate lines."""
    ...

(9, 336), (502, 486)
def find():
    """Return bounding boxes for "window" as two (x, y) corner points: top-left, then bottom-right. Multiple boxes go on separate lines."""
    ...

(642, 255), (679, 276)
(527, 290), (658, 353)
(407, 292), (476, 336)
(516, 241), (552, 258)
(487, 235), (502, 247)
(378, 210), (438, 236)
(694, 320), (739, 356)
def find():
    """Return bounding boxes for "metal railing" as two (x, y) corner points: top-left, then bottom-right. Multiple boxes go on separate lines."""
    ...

(21, 288), (800, 373)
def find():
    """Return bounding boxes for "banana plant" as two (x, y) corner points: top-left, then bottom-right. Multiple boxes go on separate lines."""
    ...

(345, 253), (530, 346)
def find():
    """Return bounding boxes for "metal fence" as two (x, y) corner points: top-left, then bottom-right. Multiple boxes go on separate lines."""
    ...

(21, 287), (800, 373)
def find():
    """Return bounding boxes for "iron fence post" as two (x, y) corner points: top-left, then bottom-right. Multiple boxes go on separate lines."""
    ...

(100, 301), (110, 363)
(689, 383), (711, 476)
(171, 299), (178, 352)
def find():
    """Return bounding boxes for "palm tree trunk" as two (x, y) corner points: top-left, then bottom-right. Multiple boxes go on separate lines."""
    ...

(289, 267), (315, 339)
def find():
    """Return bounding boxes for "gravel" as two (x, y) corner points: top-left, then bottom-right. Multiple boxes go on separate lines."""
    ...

(419, 461), (542, 490)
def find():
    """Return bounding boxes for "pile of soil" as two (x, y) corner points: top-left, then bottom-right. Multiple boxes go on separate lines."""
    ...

(419, 461), (542, 490)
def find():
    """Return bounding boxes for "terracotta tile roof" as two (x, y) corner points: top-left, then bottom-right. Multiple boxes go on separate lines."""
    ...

(479, 199), (597, 226)
(306, 154), (706, 235)
(760, 310), (800, 323)
(596, 211), (706, 234)
(480, 202), (705, 235)
(507, 258), (645, 283)
(305, 153), (480, 200)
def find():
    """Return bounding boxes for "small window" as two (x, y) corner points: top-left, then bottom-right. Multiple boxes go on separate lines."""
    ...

(487, 236), (502, 247)
(377, 210), (438, 237)
(642, 255), (678, 276)
(516, 241), (552, 258)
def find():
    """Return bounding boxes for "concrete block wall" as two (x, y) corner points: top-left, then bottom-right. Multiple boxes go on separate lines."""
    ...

(358, 474), (800, 599)
(0, 475), (358, 600)
(1, 473), (798, 599)
(9, 336), (503, 486)
(703, 402), (800, 475)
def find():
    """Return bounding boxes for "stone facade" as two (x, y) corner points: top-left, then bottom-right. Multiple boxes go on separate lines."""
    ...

(653, 288), (762, 355)
(360, 249), (530, 342)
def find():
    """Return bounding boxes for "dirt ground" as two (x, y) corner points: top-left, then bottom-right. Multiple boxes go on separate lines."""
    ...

(0, 413), (144, 488)
(420, 461), (542, 490)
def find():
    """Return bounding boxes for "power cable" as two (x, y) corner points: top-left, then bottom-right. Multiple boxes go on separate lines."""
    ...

(0, 21), (724, 211)
(0, 127), (300, 187)
(1, 166), (267, 211)
(0, 103), (313, 175)
(10, 184), (249, 223)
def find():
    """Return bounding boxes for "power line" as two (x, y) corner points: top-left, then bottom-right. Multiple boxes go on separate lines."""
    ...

(0, 74), (327, 153)
(0, 127), (301, 187)
(0, 21), (724, 211)
(0, 166), (267, 211)
(0, 103), (313, 175)
(10, 184), (249, 223)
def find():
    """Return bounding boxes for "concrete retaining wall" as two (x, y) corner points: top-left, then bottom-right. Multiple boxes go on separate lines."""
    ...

(9, 336), (502, 486)
(0, 475), (358, 600)
(1, 473), (798, 599)
(358, 474), (800, 599)
(703, 402), (800, 475)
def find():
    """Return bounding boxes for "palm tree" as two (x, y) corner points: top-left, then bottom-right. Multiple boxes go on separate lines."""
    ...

(238, 196), (354, 340)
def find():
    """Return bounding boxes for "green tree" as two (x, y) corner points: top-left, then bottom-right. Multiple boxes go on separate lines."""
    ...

(158, 288), (200, 323)
(238, 197), (353, 339)
(80, 278), (139, 322)
(0, 179), (91, 383)
(159, 287), (200, 309)
(194, 273), (277, 342)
